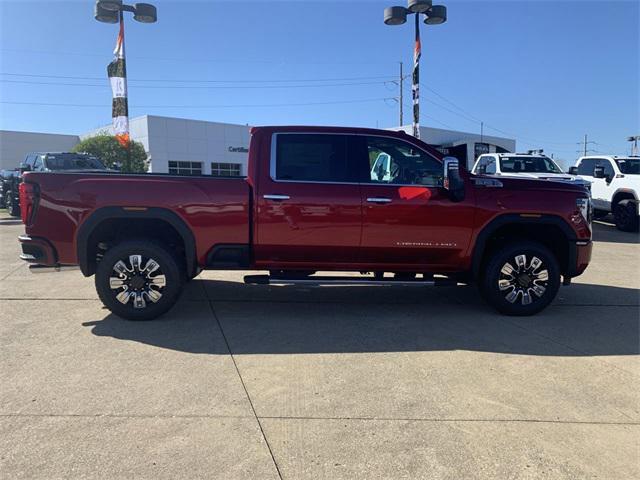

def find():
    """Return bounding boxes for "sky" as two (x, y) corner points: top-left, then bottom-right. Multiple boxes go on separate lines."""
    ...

(0, 0), (638, 166)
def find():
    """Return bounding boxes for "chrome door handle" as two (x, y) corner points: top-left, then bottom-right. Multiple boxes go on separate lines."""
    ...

(366, 197), (392, 204)
(263, 194), (290, 201)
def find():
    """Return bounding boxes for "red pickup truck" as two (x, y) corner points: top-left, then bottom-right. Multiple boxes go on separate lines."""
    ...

(18, 126), (592, 319)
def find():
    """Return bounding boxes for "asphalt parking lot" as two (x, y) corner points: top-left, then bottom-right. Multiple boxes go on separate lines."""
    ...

(1, 213), (638, 479)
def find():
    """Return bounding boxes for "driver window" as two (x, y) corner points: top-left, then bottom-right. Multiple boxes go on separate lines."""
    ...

(600, 160), (614, 178)
(33, 156), (44, 171)
(365, 136), (442, 187)
(485, 158), (496, 174)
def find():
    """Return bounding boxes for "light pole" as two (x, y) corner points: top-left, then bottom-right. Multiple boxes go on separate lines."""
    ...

(384, 1), (447, 139)
(94, 0), (157, 171)
(628, 135), (640, 156)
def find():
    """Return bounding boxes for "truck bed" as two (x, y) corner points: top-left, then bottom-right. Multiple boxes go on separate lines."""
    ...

(23, 171), (251, 267)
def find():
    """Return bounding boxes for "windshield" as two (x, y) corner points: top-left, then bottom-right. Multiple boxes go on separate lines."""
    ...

(45, 154), (106, 170)
(500, 156), (563, 174)
(615, 158), (640, 175)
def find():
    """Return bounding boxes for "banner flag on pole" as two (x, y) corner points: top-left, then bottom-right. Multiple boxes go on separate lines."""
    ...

(412, 14), (421, 139)
(107, 16), (130, 147)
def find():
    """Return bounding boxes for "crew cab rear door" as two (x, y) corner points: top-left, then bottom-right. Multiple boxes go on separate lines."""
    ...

(356, 134), (475, 270)
(254, 132), (362, 267)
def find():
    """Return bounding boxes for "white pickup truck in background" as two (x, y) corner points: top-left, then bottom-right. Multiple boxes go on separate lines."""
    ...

(472, 153), (574, 181)
(570, 155), (640, 232)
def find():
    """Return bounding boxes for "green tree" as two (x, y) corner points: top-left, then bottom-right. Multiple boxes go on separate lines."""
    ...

(72, 134), (148, 173)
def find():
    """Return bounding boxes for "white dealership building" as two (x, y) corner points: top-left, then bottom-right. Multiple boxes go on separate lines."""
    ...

(1, 115), (515, 173)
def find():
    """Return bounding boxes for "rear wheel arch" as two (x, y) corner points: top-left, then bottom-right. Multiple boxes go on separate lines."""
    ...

(76, 207), (197, 278)
(471, 214), (576, 279)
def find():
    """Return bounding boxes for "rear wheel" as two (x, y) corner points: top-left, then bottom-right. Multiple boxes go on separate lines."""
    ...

(613, 201), (639, 232)
(5, 190), (20, 217)
(480, 241), (560, 316)
(95, 240), (184, 321)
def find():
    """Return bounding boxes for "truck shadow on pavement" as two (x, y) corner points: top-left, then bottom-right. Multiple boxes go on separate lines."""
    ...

(592, 221), (640, 244)
(83, 281), (640, 357)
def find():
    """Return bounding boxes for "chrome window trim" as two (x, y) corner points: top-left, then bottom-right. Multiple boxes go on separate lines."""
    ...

(269, 131), (443, 188)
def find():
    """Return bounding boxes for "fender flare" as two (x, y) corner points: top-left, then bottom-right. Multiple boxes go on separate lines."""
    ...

(612, 188), (638, 205)
(76, 206), (197, 277)
(471, 214), (578, 278)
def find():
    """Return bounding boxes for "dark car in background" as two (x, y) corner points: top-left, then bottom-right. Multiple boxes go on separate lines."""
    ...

(2, 152), (108, 217)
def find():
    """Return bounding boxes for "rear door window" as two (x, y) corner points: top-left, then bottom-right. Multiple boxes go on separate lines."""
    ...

(274, 134), (353, 182)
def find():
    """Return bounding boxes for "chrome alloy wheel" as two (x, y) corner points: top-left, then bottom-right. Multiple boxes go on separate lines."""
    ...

(109, 255), (166, 309)
(498, 254), (549, 306)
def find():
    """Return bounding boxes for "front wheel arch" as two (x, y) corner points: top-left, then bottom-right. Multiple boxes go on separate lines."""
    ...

(471, 214), (575, 280)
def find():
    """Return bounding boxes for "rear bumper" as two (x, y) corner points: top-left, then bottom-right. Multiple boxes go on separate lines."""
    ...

(568, 240), (592, 278)
(18, 235), (58, 266)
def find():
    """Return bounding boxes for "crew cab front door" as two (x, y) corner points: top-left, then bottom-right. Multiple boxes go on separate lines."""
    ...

(357, 135), (475, 271)
(254, 133), (362, 268)
(578, 158), (614, 210)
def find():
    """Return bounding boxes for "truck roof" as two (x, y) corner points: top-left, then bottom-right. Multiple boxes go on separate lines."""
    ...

(250, 125), (411, 136)
(249, 125), (443, 157)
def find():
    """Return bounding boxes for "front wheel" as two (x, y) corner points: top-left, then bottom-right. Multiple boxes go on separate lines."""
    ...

(613, 201), (639, 232)
(95, 240), (184, 321)
(480, 241), (560, 316)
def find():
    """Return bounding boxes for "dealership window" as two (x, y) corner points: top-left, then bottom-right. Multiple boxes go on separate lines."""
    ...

(168, 161), (202, 176)
(211, 162), (241, 177)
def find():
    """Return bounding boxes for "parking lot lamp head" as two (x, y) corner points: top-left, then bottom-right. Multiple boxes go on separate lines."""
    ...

(95, 3), (120, 23)
(133, 3), (157, 23)
(424, 5), (447, 24)
(384, 6), (408, 25)
(408, 0), (432, 13)
(97, 0), (123, 11)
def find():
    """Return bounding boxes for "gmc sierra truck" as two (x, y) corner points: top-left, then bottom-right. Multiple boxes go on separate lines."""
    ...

(18, 126), (593, 320)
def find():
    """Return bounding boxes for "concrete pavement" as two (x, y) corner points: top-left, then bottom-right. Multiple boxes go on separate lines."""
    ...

(1, 214), (638, 479)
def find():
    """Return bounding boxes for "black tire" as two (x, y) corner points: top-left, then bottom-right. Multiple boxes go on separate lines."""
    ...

(95, 240), (184, 321)
(592, 209), (608, 220)
(479, 241), (560, 316)
(613, 201), (639, 232)
(186, 267), (202, 282)
(6, 190), (20, 217)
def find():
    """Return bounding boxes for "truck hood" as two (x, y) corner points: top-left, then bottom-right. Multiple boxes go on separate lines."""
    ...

(471, 174), (589, 195)
(499, 172), (575, 181)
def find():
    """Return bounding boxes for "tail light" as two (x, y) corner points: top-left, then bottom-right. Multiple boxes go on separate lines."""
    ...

(19, 182), (39, 225)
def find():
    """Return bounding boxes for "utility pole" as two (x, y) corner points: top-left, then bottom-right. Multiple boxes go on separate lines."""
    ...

(480, 121), (484, 143)
(399, 61), (403, 126)
(579, 134), (596, 156)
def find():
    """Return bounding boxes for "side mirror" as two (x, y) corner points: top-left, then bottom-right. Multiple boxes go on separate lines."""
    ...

(19, 164), (31, 174)
(443, 156), (465, 202)
(593, 166), (605, 179)
(568, 166), (578, 175)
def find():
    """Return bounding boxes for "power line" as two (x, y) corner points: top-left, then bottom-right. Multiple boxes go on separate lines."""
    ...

(0, 97), (394, 109)
(414, 81), (581, 147)
(0, 48), (395, 66)
(0, 71), (396, 84)
(0, 78), (394, 90)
